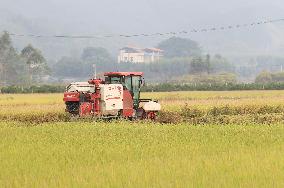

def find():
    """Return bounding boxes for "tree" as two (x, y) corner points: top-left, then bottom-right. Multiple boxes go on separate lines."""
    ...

(179, 73), (237, 84)
(53, 47), (115, 79)
(210, 54), (235, 74)
(157, 37), (202, 58)
(271, 72), (284, 82)
(81, 47), (115, 75)
(53, 57), (84, 78)
(190, 56), (210, 74)
(81, 47), (112, 62)
(255, 71), (272, 84)
(0, 31), (20, 85)
(205, 54), (211, 74)
(21, 44), (50, 82)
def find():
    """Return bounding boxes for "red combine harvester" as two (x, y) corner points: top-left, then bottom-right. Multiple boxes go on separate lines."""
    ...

(63, 72), (161, 120)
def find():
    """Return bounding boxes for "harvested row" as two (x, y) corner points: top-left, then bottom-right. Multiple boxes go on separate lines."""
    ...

(159, 104), (284, 124)
(1, 92), (284, 124)
(0, 112), (70, 124)
(158, 111), (284, 124)
(1, 104), (284, 124)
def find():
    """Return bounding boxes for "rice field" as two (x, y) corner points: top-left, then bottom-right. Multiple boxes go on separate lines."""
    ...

(1, 91), (284, 124)
(1, 91), (284, 187)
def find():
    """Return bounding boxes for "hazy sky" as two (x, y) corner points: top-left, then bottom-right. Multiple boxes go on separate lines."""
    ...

(0, 0), (284, 59)
(1, 0), (283, 31)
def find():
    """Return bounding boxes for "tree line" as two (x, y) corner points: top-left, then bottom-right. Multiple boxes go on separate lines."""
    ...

(0, 32), (236, 85)
(0, 32), (49, 86)
(3, 82), (284, 93)
(53, 37), (235, 83)
(255, 71), (284, 84)
(4, 31), (284, 88)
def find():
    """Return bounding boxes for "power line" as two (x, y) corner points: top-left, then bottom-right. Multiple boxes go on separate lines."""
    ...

(6, 18), (284, 39)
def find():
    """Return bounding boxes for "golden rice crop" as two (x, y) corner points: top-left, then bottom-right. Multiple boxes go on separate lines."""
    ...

(1, 121), (284, 187)
(1, 90), (284, 124)
(1, 91), (284, 187)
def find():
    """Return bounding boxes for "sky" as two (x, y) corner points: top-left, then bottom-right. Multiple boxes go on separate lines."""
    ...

(0, 0), (284, 59)
(1, 0), (283, 30)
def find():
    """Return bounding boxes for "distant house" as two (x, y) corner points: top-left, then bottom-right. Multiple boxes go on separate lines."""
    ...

(118, 46), (163, 63)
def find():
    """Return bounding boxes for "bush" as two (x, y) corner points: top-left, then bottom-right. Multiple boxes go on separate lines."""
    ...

(3, 82), (284, 94)
(142, 82), (284, 92)
(0, 85), (65, 93)
(255, 71), (284, 84)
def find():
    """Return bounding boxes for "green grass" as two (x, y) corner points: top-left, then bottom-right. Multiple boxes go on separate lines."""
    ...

(1, 121), (284, 188)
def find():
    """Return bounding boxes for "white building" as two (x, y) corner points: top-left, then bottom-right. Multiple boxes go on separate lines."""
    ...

(118, 46), (163, 63)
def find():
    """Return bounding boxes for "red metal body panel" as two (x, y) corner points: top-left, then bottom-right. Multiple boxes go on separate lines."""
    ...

(123, 90), (134, 117)
(63, 92), (80, 102)
(93, 92), (101, 116)
(87, 79), (102, 116)
(79, 102), (93, 116)
(104, 72), (143, 77)
(88, 79), (103, 85)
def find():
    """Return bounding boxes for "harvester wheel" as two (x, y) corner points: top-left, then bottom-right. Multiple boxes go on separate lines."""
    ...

(65, 102), (79, 115)
(147, 111), (157, 121)
(138, 109), (157, 121)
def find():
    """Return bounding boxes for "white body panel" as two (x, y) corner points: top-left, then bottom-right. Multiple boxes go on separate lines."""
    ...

(143, 101), (161, 112)
(66, 82), (95, 92)
(100, 84), (123, 115)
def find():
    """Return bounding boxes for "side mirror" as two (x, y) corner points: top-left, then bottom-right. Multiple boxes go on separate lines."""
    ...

(141, 78), (146, 86)
(105, 77), (110, 83)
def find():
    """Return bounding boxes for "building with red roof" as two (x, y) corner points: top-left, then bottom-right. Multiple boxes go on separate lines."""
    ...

(118, 46), (163, 64)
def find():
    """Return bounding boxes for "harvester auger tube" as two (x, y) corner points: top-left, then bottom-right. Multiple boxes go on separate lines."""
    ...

(63, 72), (161, 120)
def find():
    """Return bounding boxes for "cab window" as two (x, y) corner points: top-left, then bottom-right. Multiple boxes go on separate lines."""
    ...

(105, 76), (122, 84)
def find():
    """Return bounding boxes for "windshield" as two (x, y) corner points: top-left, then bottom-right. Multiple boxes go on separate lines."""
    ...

(124, 75), (141, 108)
(105, 76), (122, 84)
(124, 76), (141, 91)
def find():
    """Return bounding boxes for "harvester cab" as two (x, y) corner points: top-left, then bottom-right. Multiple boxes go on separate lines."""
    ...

(104, 72), (143, 109)
(63, 72), (161, 120)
